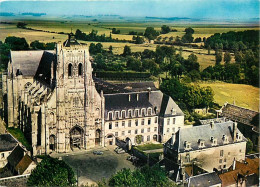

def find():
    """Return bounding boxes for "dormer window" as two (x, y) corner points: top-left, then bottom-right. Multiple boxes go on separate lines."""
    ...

(128, 110), (132, 118)
(211, 137), (218, 146)
(198, 139), (205, 148)
(223, 135), (229, 144)
(115, 111), (120, 119)
(108, 112), (113, 120)
(236, 133), (241, 141)
(184, 141), (191, 150)
(148, 108), (152, 116)
(141, 109), (146, 116)
(171, 108), (176, 115)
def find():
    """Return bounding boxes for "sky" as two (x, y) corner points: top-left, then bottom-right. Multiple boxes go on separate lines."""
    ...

(0, 0), (259, 20)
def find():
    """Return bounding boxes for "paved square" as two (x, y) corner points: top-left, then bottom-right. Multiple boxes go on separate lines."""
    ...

(59, 146), (135, 186)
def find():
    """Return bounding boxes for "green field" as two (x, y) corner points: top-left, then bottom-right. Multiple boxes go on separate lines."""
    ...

(198, 81), (259, 111)
(0, 19), (258, 70)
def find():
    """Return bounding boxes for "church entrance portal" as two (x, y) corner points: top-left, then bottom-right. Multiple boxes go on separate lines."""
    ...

(70, 126), (84, 149)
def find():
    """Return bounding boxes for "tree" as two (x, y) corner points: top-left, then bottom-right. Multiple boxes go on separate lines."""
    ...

(5, 36), (29, 50)
(207, 45), (211, 55)
(224, 51), (231, 64)
(27, 156), (76, 186)
(0, 42), (10, 70)
(17, 22), (27, 28)
(181, 33), (194, 43)
(185, 27), (195, 34)
(133, 35), (144, 44)
(161, 25), (171, 34)
(127, 57), (142, 71)
(144, 27), (159, 41)
(30, 40), (45, 50)
(246, 138), (253, 154)
(112, 28), (120, 34)
(159, 78), (187, 102)
(108, 165), (174, 187)
(122, 45), (131, 57)
(108, 45), (113, 54)
(200, 86), (214, 111)
(215, 51), (222, 65)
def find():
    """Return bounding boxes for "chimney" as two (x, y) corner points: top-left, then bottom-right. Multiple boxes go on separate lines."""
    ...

(210, 121), (214, 129)
(137, 94), (139, 101)
(232, 158), (236, 170)
(129, 94), (131, 102)
(147, 87), (151, 101)
(171, 133), (175, 145)
(233, 122), (237, 142)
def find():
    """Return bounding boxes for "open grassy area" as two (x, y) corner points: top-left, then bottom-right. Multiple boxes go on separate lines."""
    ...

(7, 127), (32, 151)
(198, 81), (259, 111)
(135, 143), (163, 152)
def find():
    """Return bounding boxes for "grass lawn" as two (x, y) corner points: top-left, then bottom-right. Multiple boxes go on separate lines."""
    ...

(135, 143), (163, 152)
(7, 127), (32, 151)
(198, 81), (259, 111)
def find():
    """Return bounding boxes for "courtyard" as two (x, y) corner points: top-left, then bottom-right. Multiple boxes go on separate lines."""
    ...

(52, 146), (135, 186)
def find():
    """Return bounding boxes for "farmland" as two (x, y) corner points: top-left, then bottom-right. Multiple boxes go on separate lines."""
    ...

(0, 17), (259, 111)
(0, 18), (258, 70)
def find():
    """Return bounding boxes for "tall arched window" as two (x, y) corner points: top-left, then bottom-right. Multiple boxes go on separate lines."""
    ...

(68, 63), (73, 77)
(78, 63), (83, 76)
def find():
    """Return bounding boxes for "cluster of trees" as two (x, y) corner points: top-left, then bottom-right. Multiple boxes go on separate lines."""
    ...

(0, 36), (55, 70)
(103, 166), (174, 187)
(27, 156), (76, 186)
(128, 31), (143, 36)
(181, 27), (194, 43)
(204, 30), (259, 51)
(160, 78), (214, 110)
(160, 25), (171, 34)
(75, 29), (118, 42)
(111, 28), (120, 34)
(144, 27), (159, 41)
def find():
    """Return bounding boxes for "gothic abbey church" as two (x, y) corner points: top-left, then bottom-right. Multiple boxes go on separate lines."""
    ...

(2, 34), (184, 155)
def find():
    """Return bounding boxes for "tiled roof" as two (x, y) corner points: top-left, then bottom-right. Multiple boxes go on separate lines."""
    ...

(188, 172), (222, 187)
(219, 157), (259, 186)
(0, 134), (18, 152)
(165, 121), (247, 153)
(114, 82), (157, 92)
(15, 154), (33, 174)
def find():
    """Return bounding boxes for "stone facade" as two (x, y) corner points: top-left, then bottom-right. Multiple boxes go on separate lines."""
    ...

(164, 121), (247, 173)
(2, 35), (185, 155)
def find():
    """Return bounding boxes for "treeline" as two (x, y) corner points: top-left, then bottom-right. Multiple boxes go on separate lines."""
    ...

(204, 30), (259, 51)
(0, 36), (55, 70)
(75, 29), (129, 42)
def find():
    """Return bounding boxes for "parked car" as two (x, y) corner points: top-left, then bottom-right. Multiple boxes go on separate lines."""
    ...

(115, 148), (125, 154)
(93, 150), (103, 155)
(114, 147), (120, 152)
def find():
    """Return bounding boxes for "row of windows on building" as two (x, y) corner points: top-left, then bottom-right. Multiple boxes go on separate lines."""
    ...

(68, 63), (83, 77)
(113, 127), (158, 137)
(166, 118), (176, 125)
(107, 108), (154, 120)
(108, 117), (157, 129)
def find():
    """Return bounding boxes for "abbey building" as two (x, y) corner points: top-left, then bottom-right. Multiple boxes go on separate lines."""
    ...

(2, 34), (184, 155)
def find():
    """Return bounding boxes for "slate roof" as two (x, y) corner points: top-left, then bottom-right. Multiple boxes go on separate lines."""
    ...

(104, 90), (184, 118)
(220, 103), (259, 126)
(10, 50), (55, 78)
(188, 172), (222, 187)
(114, 81), (157, 92)
(7, 145), (25, 168)
(104, 92), (153, 111)
(165, 121), (247, 153)
(93, 77), (129, 94)
(15, 154), (33, 174)
(0, 134), (18, 152)
(34, 51), (56, 86)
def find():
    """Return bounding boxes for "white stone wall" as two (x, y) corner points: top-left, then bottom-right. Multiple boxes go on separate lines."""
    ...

(179, 141), (246, 172)
(104, 116), (159, 146)
(0, 151), (11, 168)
